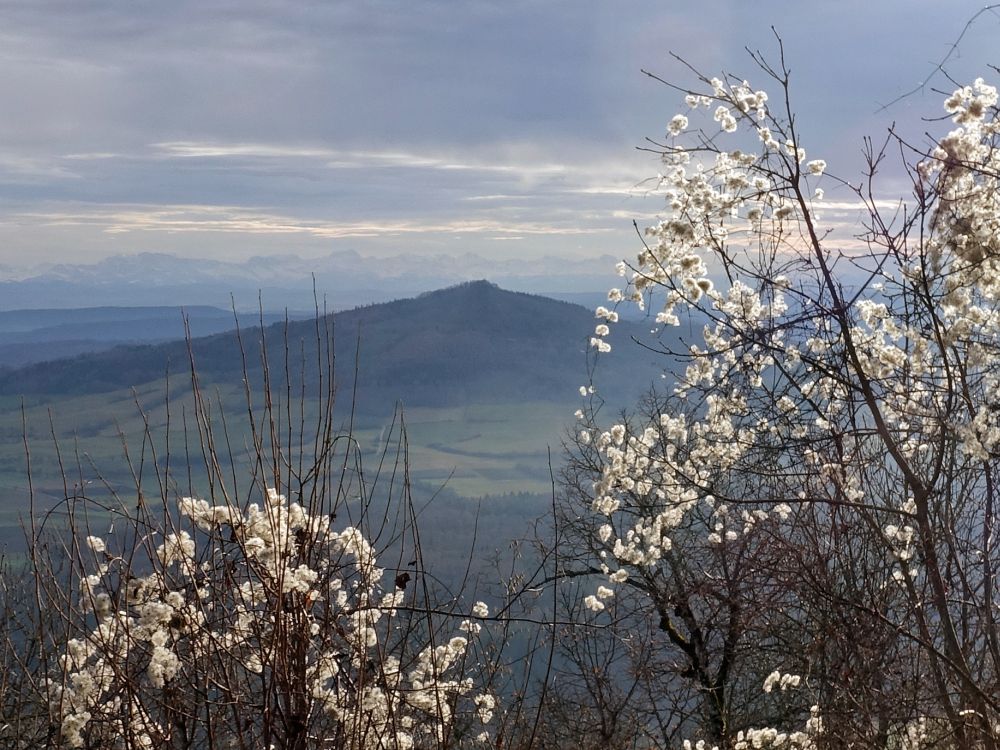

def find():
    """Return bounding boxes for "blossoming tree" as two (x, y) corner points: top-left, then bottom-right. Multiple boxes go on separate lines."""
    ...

(571, 48), (1000, 748)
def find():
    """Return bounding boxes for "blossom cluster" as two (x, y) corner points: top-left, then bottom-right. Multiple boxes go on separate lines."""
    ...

(682, 704), (823, 750)
(585, 72), (1000, 587)
(50, 488), (496, 748)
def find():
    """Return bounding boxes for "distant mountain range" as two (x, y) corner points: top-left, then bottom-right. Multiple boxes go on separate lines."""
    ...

(0, 250), (624, 312)
(0, 281), (674, 410)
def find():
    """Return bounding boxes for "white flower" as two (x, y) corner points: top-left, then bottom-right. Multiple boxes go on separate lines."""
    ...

(763, 670), (781, 693)
(147, 645), (180, 688)
(475, 693), (496, 724)
(594, 306), (619, 323)
(460, 619), (482, 634)
(156, 531), (195, 566)
(807, 159), (826, 176)
(86, 536), (106, 554)
(591, 337), (611, 353)
(282, 564), (318, 594)
(609, 568), (628, 583)
(713, 105), (738, 133)
(668, 114), (689, 136)
(780, 673), (801, 690)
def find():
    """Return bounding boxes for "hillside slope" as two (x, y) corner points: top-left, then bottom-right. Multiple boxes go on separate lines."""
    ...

(0, 306), (303, 368)
(0, 281), (671, 409)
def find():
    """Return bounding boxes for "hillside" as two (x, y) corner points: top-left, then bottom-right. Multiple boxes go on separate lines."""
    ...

(0, 281), (669, 410)
(0, 306), (305, 368)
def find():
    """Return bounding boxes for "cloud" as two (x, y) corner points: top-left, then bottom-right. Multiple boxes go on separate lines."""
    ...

(14, 203), (615, 240)
(0, 0), (997, 269)
(149, 140), (615, 183)
(151, 142), (337, 160)
(816, 199), (906, 213)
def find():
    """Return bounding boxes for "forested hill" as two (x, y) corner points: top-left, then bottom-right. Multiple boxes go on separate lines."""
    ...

(0, 281), (671, 408)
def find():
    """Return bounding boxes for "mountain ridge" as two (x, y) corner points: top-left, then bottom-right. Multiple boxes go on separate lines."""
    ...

(0, 250), (621, 311)
(0, 280), (667, 409)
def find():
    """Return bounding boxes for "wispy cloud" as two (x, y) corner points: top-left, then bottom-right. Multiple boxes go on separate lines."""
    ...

(16, 203), (614, 239)
(62, 152), (124, 161)
(816, 199), (907, 213)
(151, 142), (337, 160)
(150, 140), (589, 181)
(460, 194), (525, 202)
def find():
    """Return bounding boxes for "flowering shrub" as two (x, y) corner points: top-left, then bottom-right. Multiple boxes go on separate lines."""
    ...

(47, 487), (496, 749)
(571, 55), (1000, 747)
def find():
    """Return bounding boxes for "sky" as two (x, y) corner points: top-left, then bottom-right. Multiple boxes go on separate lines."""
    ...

(1, 0), (998, 274)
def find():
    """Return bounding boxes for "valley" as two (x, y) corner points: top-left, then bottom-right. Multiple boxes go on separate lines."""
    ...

(0, 281), (671, 558)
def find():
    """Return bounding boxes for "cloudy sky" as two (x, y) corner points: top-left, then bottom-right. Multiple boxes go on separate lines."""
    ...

(1, 0), (997, 273)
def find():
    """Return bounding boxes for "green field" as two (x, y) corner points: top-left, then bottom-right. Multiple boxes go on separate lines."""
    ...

(0, 377), (575, 546)
(358, 401), (572, 496)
